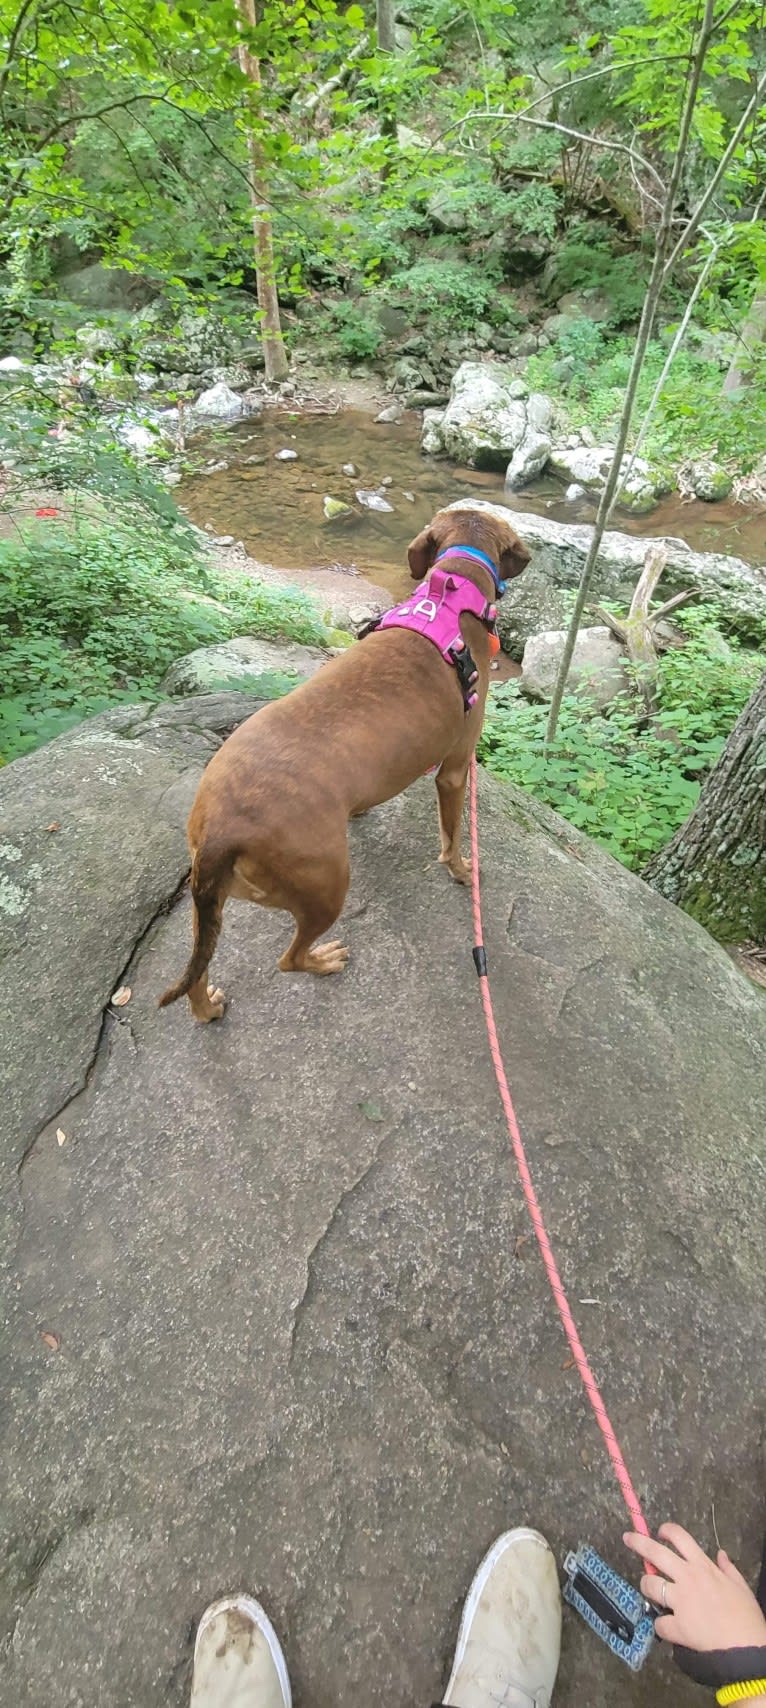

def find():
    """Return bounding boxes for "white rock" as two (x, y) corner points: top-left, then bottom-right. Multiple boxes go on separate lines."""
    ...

(342, 462), (357, 477)
(549, 445), (612, 486)
(0, 354), (28, 373)
(117, 420), (160, 455)
(565, 483), (586, 502)
(505, 430), (551, 491)
(521, 626), (630, 709)
(396, 124), (431, 150)
(375, 404), (404, 423)
(421, 408), (446, 456)
(193, 381), (245, 421)
(527, 392), (553, 433)
(549, 443), (655, 510)
(275, 447), (298, 461)
(356, 489), (394, 512)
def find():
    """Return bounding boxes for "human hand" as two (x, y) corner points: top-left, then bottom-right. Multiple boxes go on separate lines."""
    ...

(623, 1523), (766, 1652)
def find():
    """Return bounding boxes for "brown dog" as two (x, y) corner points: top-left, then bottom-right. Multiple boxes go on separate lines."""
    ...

(159, 507), (529, 1021)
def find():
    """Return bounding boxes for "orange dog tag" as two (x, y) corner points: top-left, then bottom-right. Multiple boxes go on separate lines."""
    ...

(489, 632), (501, 659)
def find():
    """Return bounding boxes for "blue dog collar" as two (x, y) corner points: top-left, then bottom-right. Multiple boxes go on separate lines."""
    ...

(435, 544), (507, 596)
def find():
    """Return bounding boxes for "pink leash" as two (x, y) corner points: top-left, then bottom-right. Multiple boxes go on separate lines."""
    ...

(468, 755), (653, 1548)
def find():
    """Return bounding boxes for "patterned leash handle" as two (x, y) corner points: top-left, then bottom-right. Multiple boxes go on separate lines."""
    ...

(468, 755), (653, 1549)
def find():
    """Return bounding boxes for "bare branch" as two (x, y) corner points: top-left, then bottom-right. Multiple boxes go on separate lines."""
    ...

(514, 54), (691, 123)
(651, 589), (700, 621)
(453, 109), (667, 191)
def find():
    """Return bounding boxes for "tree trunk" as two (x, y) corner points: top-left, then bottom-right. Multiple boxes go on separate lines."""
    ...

(376, 0), (395, 53)
(375, 0), (397, 173)
(644, 669), (766, 943)
(722, 285), (766, 396)
(236, 0), (289, 383)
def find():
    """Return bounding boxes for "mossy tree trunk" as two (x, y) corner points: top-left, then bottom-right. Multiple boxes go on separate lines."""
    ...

(644, 669), (766, 943)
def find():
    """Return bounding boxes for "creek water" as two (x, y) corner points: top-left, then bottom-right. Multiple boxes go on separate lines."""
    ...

(179, 407), (766, 605)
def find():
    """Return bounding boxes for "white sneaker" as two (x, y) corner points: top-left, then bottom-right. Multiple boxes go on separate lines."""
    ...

(442, 1529), (562, 1708)
(190, 1594), (291, 1708)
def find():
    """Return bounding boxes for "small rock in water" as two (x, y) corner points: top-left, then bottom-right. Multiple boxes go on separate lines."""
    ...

(275, 447), (298, 461)
(243, 453), (266, 466)
(375, 404), (403, 423)
(212, 534), (235, 546)
(565, 483), (586, 502)
(323, 495), (354, 520)
(401, 490), (416, 502)
(356, 489), (394, 512)
(204, 459), (229, 474)
(380, 476), (393, 487)
(341, 462), (357, 477)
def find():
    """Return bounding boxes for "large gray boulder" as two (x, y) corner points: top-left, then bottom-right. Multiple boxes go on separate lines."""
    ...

(57, 261), (153, 312)
(447, 498), (766, 650)
(424, 363), (553, 473)
(491, 563), (574, 661)
(0, 694), (764, 1708)
(521, 625), (630, 707)
(160, 636), (331, 696)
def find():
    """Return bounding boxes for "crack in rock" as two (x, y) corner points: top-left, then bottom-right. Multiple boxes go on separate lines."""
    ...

(289, 1130), (391, 1371)
(15, 872), (190, 1181)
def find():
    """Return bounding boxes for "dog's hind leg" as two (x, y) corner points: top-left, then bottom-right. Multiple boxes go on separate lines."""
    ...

(158, 853), (229, 1021)
(278, 858), (350, 975)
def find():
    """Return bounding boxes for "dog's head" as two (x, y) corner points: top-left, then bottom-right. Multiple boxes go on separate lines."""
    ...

(406, 506), (531, 588)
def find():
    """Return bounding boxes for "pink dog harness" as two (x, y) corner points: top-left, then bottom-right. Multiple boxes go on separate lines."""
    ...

(362, 548), (500, 712)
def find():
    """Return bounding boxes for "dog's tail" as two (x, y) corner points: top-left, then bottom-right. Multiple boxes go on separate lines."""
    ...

(158, 847), (230, 1008)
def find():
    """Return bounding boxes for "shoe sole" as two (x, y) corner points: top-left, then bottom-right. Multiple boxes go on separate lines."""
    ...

(443, 1527), (555, 1705)
(194, 1593), (292, 1708)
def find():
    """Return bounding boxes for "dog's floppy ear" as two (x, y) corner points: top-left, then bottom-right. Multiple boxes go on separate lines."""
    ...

(407, 524), (440, 580)
(499, 531), (531, 583)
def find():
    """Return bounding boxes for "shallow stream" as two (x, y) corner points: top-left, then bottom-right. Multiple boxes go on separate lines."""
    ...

(179, 407), (765, 606)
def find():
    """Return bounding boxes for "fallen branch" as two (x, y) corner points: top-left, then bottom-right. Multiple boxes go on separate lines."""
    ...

(298, 33), (370, 114)
(593, 549), (700, 717)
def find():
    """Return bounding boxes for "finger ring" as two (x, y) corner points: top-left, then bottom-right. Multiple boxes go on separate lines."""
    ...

(660, 1579), (669, 1608)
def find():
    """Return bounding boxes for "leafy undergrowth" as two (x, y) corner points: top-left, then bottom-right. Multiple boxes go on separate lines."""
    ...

(526, 323), (766, 474)
(0, 513), (330, 760)
(479, 609), (765, 870)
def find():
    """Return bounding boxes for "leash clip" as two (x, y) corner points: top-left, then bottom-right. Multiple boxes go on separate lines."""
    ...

(563, 1545), (656, 1672)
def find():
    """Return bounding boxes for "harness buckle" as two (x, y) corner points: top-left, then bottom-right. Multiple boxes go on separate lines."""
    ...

(448, 641), (480, 711)
(356, 614), (383, 642)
